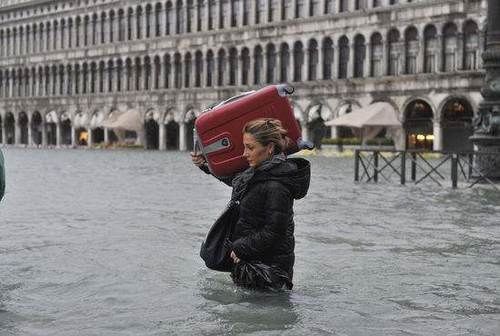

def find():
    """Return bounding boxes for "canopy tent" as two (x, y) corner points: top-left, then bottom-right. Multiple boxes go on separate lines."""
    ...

(325, 102), (403, 147)
(102, 109), (143, 132)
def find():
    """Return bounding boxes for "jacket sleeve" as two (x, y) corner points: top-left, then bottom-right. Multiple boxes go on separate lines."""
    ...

(198, 163), (234, 186)
(232, 181), (292, 260)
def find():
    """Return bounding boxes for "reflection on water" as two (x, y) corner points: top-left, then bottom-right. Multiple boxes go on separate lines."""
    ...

(0, 148), (499, 336)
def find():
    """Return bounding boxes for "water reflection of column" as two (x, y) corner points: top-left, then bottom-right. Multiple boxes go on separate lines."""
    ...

(159, 123), (166, 150)
(433, 121), (442, 151)
(179, 121), (186, 151)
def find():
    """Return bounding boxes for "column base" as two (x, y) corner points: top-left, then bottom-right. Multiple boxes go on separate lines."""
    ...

(470, 135), (500, 179)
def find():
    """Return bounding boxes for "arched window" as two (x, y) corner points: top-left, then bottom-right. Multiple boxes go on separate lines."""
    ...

(282, 0), (292, 20)
(0, 30), (4, 57)
(241, 48), (250, 85)
(58, 65), (64, 95)
(388, 29), (401, 76)
(424, 25), (437, 73)
(60, 20), (66, 49)
(208, 0), (216, 30)
(75, 17), (81, 47)
(163, 54), (171, 88)
(310, 0), (319, 16)
(338, 36), (349, 79)
(74, 64), (81, 94)
(307, 39), (318, 80)
(280, 43), (290, 82)
(116, 60), (122, 92)
(53, 21), (58, 49)
(217, 49), (226, 86)
(145, 5), (152, 38)
(13, 28), (17, 55)
(136, 6), (143, 39)
(256, 0), (265, 24)
(45, 23), (51, 51)
(144, 57), (152, 90)
(67, 18), (73, 48)
(127, 8), (134, 40)
(463, 21), (479, 70)
(196, 1), (204, 31)
(174, 53), (182, 88)
(354, 34), (366, 78)
(293, 41), (304, 81)
(176, 0), (184, 34)
(184, 53), (192, 87)
(195, 51), (203, 87)
(241, 0), (251, 26)
(166, 2), (173, 35)
(186, 0), (194, 33)
(443, 23), (458, 72)
(135, 57), (142, 90)
(100, 13), (106, 43)
(229, 48), (238, 85)
(405, 26), (419, 74)
(325, 0), (335, 14)
(155, 4), (162, 36)
(109, 11), (115, 43)
(266, 44), (276, 83)
(91, 14), (98, 45)
(268, 0), (277, 22)
(19, 27), (24, 55)
(295, 0), (305, 18)
(98, 61), (105, 93)
(84, 16), (90, 46)
(153, 56), (161, 89)
(106, 60), (113, 92)
(206, 50), (214, 86)
(370, 33), (383, 77)
(90, 62), (97, 93)
(231, 0), (239, 27)
(125, 58), (132, 90)
(118, 10), (124, 41)
(339, 0), (348, 13)
(355, 0), (367, 10)
(254, 45), (263, 84)
(322, 38), (333, 79)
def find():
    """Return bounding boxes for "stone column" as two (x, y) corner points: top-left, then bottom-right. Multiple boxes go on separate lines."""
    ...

(224, 0), (231, 29)
(456, 32), (464, 71)
(249, 0), (257, 25)
(15, 120), (21, 145)
(71, 126), (76, 147)
(41, 122), (47, 147)
(432, 121), (442, 151)
(56, 122), (61, 147)
(87, 128), (93, 148)
(249, 47), (255, 85)
(417, 35), (425, 74)
(159, 122), (166, 150)
(364, 42), (371, 78)
(347, 42), (354, 78)
(104, 128), (109, 145)
(435, 34), (443, 72)
(96, 16), (102, 44)
(179, 121), (186, 151)
(332, 41), (339, 79)
(27, 115), (33, 146)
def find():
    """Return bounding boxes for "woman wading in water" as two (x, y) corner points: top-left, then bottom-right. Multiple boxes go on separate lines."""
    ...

(192, 118), (310, 289)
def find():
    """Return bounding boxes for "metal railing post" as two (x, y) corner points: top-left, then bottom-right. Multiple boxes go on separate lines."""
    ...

(373, 151), (379, 183)
(400, 151), (406, 185)
(354, 149), (360, 182)
(411, 152), (417, 181)
(451, 154), (458, 189)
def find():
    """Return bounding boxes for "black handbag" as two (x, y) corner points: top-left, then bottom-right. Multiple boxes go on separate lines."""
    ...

(200, 201), (239, 272)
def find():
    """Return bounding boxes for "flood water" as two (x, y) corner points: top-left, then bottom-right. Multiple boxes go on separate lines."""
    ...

(0, 148), (499, 336)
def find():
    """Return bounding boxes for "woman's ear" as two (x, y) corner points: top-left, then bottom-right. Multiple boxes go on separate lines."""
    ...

(267, 143), (275, 156)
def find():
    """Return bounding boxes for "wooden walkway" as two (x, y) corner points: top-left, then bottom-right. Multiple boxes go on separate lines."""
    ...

(354, 149), (500, 190)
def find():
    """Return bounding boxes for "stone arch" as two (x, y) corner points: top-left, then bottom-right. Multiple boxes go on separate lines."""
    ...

(423, 24), (438, 73)
(438, 95), (474, 152)
(4, 112), (15, 144)
(229, 47), (238, 85)
(90, 109), (105, 145)
(293, 41), (304, 82)
(404, 26), (419, 74)
(463, 20), (479, 70)
(403, 98), (435, 150)
(279, 42), (290, 83)
(45, 110), (59, 146)
(60, 111), (72, 146)
(353, 34), (366, 78)
(307, 39), (318, 81)
(31, 111), (43, 145)
(338, 35), (349, 79)
(322, 37), (334, 80)
(443, 22), (458, 72)
(165, 108), (180, 150)
(266, 43), (277, 83)
(387, 28), (401, 76)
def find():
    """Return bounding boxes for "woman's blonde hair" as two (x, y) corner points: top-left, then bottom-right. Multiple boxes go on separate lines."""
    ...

(243, 118), (288, 154)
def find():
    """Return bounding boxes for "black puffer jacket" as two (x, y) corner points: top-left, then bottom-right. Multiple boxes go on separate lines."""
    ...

(208, 155), (310, 280)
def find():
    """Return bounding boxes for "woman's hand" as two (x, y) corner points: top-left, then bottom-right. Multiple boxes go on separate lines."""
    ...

(230, 251), (240, 264)
(190, 152), (206, 167)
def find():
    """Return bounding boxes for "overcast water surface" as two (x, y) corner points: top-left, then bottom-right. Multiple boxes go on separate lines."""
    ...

(0, 148), (499, 335)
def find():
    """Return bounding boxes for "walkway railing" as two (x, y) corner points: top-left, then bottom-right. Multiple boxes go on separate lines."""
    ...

(354, 149), (500, 190)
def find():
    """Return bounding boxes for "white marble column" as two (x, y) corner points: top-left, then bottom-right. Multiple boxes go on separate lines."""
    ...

(436, 35), (443, 72)
(347, 42), (355, 78)
(87, 128), (93, 148)
(417, 37), (425, 74)
(179, 121), (186, 151)
(28, 115), (33, 146)
(56, 122), (61, 147)
(41, 123), (47, 147)
(159, 123), (166, 150)
(71, 126), (76, 147)
(433, 122), (442, 151)
(364, 43), (371, 78)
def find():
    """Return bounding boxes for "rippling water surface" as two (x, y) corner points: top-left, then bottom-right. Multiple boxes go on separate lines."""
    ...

(0, 148), (499, 336)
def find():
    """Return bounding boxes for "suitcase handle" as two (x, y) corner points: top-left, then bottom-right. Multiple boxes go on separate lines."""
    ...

(277, 84), (294, 97)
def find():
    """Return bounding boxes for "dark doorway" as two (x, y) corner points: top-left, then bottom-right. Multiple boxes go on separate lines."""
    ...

(92, 127), (104, 144)
(166, 120), (179, 150)
(441, 99), (473, 152)
(46, 123), (57, 146)
(185, 118), (195, 151)
(61, 119), (72, 145)
(145, 119), (159, 149)
(19, 112), (29, 145)
(5, 113), (15, 144)
(32, 112), (43, 145)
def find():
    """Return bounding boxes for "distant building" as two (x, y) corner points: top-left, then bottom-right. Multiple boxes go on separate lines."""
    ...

(0, 0), (487, 151)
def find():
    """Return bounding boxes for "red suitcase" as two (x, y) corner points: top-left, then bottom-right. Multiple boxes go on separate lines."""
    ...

(194, 84), (306, 177)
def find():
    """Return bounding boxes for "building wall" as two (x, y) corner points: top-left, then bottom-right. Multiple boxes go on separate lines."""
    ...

(0, 0), (488, 150)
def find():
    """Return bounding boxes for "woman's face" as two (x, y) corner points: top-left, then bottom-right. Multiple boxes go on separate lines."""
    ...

(243, 133), (273, 168)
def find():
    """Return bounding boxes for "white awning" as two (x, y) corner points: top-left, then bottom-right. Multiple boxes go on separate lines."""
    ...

(45, 110), (59, 123)
(102, 109), (143, 132)
(325, 102), (401, 128)
(73, 113), (89, 128)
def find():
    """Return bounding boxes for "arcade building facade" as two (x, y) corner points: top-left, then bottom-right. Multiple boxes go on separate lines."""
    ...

(0, 0), (487, 151)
